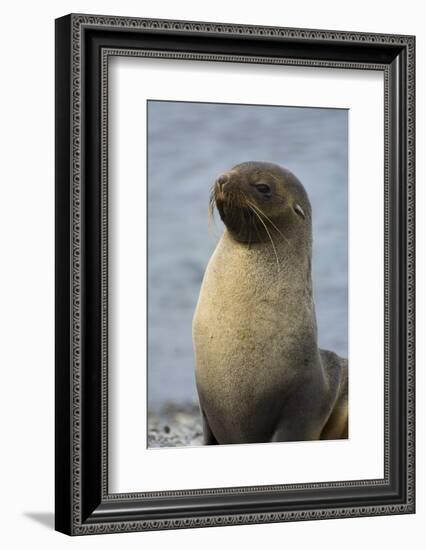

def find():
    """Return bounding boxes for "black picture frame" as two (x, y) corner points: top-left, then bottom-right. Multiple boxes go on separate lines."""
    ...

(55, 13), (415, 535)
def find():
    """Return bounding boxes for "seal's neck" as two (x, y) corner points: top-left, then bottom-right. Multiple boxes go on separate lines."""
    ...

(221, 229), (313, 293)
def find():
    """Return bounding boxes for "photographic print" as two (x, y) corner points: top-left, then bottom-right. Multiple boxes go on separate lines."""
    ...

(147, 100), (348, 448)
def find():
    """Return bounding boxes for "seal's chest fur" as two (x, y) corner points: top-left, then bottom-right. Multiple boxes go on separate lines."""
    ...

(192, 234), (317, 443)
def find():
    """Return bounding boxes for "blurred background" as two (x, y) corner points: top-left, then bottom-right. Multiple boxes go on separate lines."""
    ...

(147, 100), (348, 447)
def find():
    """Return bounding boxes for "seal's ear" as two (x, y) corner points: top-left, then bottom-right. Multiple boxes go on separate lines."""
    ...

(294, 202), (306, 220)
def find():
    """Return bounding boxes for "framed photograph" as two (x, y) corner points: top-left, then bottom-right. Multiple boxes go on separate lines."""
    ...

(55, 14), (415, 535)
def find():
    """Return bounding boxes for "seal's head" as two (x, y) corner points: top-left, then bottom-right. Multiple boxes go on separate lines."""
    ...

(210, 161), (311, 244)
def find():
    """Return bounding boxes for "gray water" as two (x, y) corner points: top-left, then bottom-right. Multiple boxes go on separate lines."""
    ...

(147, 101), (348, 410)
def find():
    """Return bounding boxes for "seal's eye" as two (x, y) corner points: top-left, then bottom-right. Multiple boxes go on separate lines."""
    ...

(254, 183), (272, 197)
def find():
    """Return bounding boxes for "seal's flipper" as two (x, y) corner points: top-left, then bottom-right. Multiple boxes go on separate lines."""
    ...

(319, 349), (348, 440)
(201, 409), (219, 445)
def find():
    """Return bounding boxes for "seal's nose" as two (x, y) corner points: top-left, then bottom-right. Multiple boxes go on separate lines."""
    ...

(216, 173), (229, 191)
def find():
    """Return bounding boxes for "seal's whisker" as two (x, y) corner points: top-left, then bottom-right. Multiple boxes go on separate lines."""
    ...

(208, 189), (215, 213)
(238, 190), (247, 229)
(246, 199), (290, 246)
(207, 191), (218, 238)
(247, 204), (280, 270)
(252, 211), (263, 245)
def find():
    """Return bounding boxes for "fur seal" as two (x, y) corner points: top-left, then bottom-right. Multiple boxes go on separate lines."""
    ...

(192, 161), (348, 445)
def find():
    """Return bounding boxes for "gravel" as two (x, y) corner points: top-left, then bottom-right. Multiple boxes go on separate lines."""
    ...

(148, 403), (204, 448)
